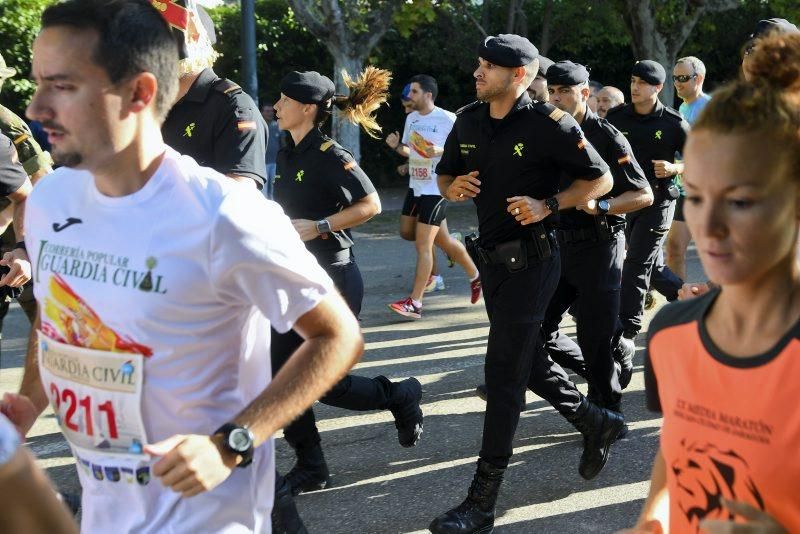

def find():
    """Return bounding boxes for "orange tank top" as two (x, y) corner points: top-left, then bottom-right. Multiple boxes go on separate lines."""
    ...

(645, 290), (800, 532)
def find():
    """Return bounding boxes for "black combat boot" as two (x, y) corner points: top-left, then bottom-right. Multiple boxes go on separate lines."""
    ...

(379, 376), (424, 447)
(613, 335), (636, 390)
(606, 401), (629, 440)
(285, 443), (331, 496)
(272, 473), (309, 534)
(429, 460), (505, 534)
(566, 397), (624, 480)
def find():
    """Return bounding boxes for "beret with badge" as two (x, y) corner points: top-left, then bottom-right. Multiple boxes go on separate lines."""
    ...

(631, 60), (666, 85)
(478, 34), (538, 68)
(546, 60), (590, 86)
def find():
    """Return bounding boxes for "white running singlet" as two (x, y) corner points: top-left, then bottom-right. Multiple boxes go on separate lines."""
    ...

(25, 148), (333, 533)
(402, 106), (456, 197)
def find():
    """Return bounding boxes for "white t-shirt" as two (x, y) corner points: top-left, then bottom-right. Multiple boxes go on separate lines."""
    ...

(401, 106), (456, 196)
(25, 148), (333, 533)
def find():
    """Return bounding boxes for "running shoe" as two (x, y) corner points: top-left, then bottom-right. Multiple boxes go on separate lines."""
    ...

(446, 232), (463, 267)
(470, 277), (482, 304)
(388, 297), (422, 319)
(424, 274), (445, 293)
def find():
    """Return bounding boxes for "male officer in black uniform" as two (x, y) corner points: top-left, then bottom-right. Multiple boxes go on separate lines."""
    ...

(429, 35), (623, 534)
(160, 3), (267, 189)
(606, 61), (688, 365)
(541, 61), (653, 416)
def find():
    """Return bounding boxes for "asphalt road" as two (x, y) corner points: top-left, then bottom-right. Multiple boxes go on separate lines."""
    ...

(1, 189), (706, 533)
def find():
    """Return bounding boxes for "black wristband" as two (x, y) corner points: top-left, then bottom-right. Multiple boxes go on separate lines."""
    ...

(14, 241), (26, 252)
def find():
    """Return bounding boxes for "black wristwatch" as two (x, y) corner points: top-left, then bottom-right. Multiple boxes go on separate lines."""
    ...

(315, 219), (332, 235)
(597, 199), (610, 215)
(214, 423), (255, 468)
(544, 196), (559, 214)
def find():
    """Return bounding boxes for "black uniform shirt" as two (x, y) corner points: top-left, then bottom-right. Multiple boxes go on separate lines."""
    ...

(606, 100), (689, 206)
(558, 108), (650, 230)
(274, 128), (376, 256)
(436, 93), (608, 248)
(0, 133), (27, 197)
(162, 68), (267, 187)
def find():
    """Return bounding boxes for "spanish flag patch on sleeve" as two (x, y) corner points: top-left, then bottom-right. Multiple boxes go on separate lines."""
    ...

(618, 154), (631, 165)
(237, 120), (257, 131)
(577, 139), (586, 150)
(343, 161), (356, 171)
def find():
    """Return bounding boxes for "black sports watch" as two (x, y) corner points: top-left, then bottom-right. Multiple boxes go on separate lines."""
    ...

(214, 423), (255, 468)
(544, 196), (559, 214)
(597, 199), (610, 215)
(315, 219), (332, 235)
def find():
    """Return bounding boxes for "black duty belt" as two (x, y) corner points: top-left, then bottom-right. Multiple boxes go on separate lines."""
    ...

(466, 223), (555, 273)
(557, 223), (624, 244)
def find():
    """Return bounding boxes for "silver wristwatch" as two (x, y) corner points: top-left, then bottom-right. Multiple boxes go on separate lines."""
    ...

(316, 219), (332, 234)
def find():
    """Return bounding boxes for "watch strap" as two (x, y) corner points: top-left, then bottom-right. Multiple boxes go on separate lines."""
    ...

(213, 423), (254, 468)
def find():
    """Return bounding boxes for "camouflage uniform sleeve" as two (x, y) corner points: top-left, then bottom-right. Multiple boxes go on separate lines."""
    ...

(0, 106), (52, 177)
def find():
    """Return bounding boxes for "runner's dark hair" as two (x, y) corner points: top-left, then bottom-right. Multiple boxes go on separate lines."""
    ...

(409, 74), (438, 100)
(40, 0), (179, 121)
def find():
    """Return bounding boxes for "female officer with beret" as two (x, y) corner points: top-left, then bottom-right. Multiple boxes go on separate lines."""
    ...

(271, 69), (425, 496)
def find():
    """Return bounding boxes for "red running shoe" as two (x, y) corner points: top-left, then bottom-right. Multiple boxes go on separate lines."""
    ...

(388, 297), (422, 319)
(470, 277), (482, 304)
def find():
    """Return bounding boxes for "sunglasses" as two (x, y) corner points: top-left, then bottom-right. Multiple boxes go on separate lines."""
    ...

(672, 74), (697, 83)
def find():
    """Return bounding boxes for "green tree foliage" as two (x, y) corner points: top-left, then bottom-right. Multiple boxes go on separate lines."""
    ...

(0, 0), (54, 117)
(1, 0), (797, 184)
(207, 0), (331, 106)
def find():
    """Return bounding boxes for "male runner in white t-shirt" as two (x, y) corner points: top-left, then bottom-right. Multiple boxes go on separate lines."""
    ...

(385, 75), (481, 319)
(0, 1), (362, 532)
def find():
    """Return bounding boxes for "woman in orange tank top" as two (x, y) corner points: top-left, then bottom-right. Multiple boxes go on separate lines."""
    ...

(631, 33), (800, 533)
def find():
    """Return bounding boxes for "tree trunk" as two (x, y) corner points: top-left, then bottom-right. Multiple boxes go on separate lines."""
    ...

(621, 0), (738, 106)
(332, 54), (366, 161)
(539, 0), (555, 55)
(482, 0), (491, 35)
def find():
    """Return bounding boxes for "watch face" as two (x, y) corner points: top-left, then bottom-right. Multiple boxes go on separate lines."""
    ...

(229, 428), (253, 452)
(598, 200), (610, 211)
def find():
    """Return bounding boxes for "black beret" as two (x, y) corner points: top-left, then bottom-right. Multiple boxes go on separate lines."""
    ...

(546, 60), (589, 86)
(536, 55), (554, 78)
(631, 60), (666, 85)
(280, 71), (336, 105)
(750, 18), (799, 40)
(478, 34), (538, 68)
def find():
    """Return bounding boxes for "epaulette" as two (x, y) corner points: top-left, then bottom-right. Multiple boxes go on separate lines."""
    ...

(212, 78), (243, 96)
(596, 117), (623, 138)
(605, 104), (625, 117)
(663, 106), (685, 122)
(532, 101), (567, 122)
(456, 101), (482, 115)
(319, 140), (335, 152)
